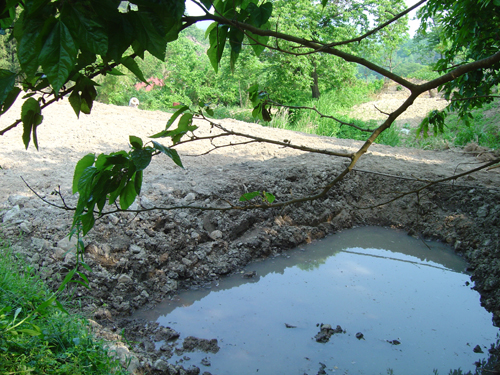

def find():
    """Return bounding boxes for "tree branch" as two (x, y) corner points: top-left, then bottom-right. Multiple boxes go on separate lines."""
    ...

(353, 158), (500, 209)
(324, 0), (427, 48)
(268, 101), (375, 132)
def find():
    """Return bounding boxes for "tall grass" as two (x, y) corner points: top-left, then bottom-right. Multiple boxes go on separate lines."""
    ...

(0, 243), (128, 374)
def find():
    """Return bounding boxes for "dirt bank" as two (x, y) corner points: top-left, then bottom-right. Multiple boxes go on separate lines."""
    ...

(0, 97), (499, 374)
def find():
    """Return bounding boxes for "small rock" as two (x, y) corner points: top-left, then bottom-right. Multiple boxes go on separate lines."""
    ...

(19, 221), (31, 234)
(185, 193), (196, 201)
(130, 244), (142, 254)
(285, 323), (297, 328)
(154, 359), (170, 372)
(473, 344), (484, 353)
(52, 247), (67, 261)
(57, 236), (78, 252)
(242, 271), (256, 278)
(140, 196), (155, 209)
(32, 238), (50, 251)
(477, 205), (489, 218)
(355, 332), (364, 340)
(182, 258), (193, 266)
(386, 339), (401, 345)
(3, 205), (20, 222)
(209, 230), (223, 240)
(117, 274), (133, 284)
(108, 214), (119, 225)
(201, 357), (211, 366)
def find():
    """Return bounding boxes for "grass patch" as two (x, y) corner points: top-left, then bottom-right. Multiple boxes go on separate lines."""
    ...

(0, 243), (128, 374)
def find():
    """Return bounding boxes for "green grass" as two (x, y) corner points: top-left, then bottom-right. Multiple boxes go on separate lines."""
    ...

(401, 101), (500, 150)
(0, 242), (128, 375)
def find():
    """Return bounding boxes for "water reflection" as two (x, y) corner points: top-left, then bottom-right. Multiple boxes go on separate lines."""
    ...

(136, 227), (498, 375)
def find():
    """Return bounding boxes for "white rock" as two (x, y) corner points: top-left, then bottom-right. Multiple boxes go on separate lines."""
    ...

(184, 192), (196, 201)
(118, 274), (133, 284)
(57, 236), (78, 252)
(32, 238), (50, 251)
(3, 205), (20, 222)
(19, 221), (31, 233)
(53, 247), (67, 260)
(210, 230), (223, 240)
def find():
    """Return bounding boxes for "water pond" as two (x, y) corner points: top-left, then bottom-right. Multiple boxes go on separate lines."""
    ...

(137, 226), (499, 375)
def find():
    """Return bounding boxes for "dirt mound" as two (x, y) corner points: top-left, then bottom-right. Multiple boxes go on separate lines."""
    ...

(1, 97), (499, 373)
(350, 80), (449, 128)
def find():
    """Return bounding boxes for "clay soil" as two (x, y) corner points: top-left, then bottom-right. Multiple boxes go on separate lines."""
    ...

(1, 93), (499, 374)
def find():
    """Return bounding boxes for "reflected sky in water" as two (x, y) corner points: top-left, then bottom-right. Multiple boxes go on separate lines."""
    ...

(137, 227), (499, 375)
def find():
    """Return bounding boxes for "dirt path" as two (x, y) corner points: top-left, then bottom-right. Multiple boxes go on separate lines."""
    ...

(1, 96), (499, 374)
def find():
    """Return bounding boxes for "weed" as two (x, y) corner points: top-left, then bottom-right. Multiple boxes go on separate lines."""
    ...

(0, 244), (128, 374)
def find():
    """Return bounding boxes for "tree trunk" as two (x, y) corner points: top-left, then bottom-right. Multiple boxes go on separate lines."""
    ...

(311, 60), (320, 99)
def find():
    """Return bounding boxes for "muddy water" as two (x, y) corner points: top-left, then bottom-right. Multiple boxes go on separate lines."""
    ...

(138, 227), (499, 375)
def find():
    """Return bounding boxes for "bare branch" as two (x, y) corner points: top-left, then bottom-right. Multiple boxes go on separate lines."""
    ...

(450, 95), (500, 102)
(268, 101), (375, 132)
(325, 0), (427, 48)
(373, 105), (391, 116)
(170, 115), (355, 159)
(354, 158), (500, 209)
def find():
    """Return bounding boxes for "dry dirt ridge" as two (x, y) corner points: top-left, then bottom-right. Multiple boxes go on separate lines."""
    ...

(0, 96), (500, 374)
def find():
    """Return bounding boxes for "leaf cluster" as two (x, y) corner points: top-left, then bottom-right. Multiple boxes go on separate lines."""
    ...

(72, 135), (183, 235)
(0, 0), (186, 148)
(420, 0), (500, 120)
(206, 0), (272, 72)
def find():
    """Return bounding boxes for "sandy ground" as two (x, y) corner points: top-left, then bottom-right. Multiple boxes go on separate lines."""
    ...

(0, 93), (498, 199)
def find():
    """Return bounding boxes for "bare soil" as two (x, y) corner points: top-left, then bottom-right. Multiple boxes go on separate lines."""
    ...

(1, 94), (499, 374)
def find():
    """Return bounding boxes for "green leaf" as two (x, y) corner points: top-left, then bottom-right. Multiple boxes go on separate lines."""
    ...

(17, 15), (45, 78)
(247, 2), (273, 27)
(119, 180), (137, 209)
(129, 135), (143, 149)
(38, 19), (78, 93)
(229, 27), (244, 71)
(150, 105), (189, 138)
(77, 166), (98, 200)
(61, 4), (108, 55)
(130, 12), (168, 60)
(207, 25), (228, 72)
(36, 295), (57, 312)
(21, 98), (43, 149)
(247, 31), (269, 57)
(239, 191), (260, 202)
(107, 67), (125, 76)
(80, 210), (95, 235)
(73, 153), (95, 194)
(0, 86), (21, 115)
(80, 81), (97, 114)
(57, 269), (77, 292)
(264, 192), (275, 204)
(55, 300), (69, 315)
(68, 90), (81, 117)
(108, 177), (126, 206)
(121, 55), (148, 83)
(152, 141), (183, 168)
(130, 148), (152, 171)
(134, 170), (143, 195)
(18, 328), (42, 336)
(0, 69), (16, 105)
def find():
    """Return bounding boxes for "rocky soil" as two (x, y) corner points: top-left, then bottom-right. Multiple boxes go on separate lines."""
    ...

(1, 93), (499, 374)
